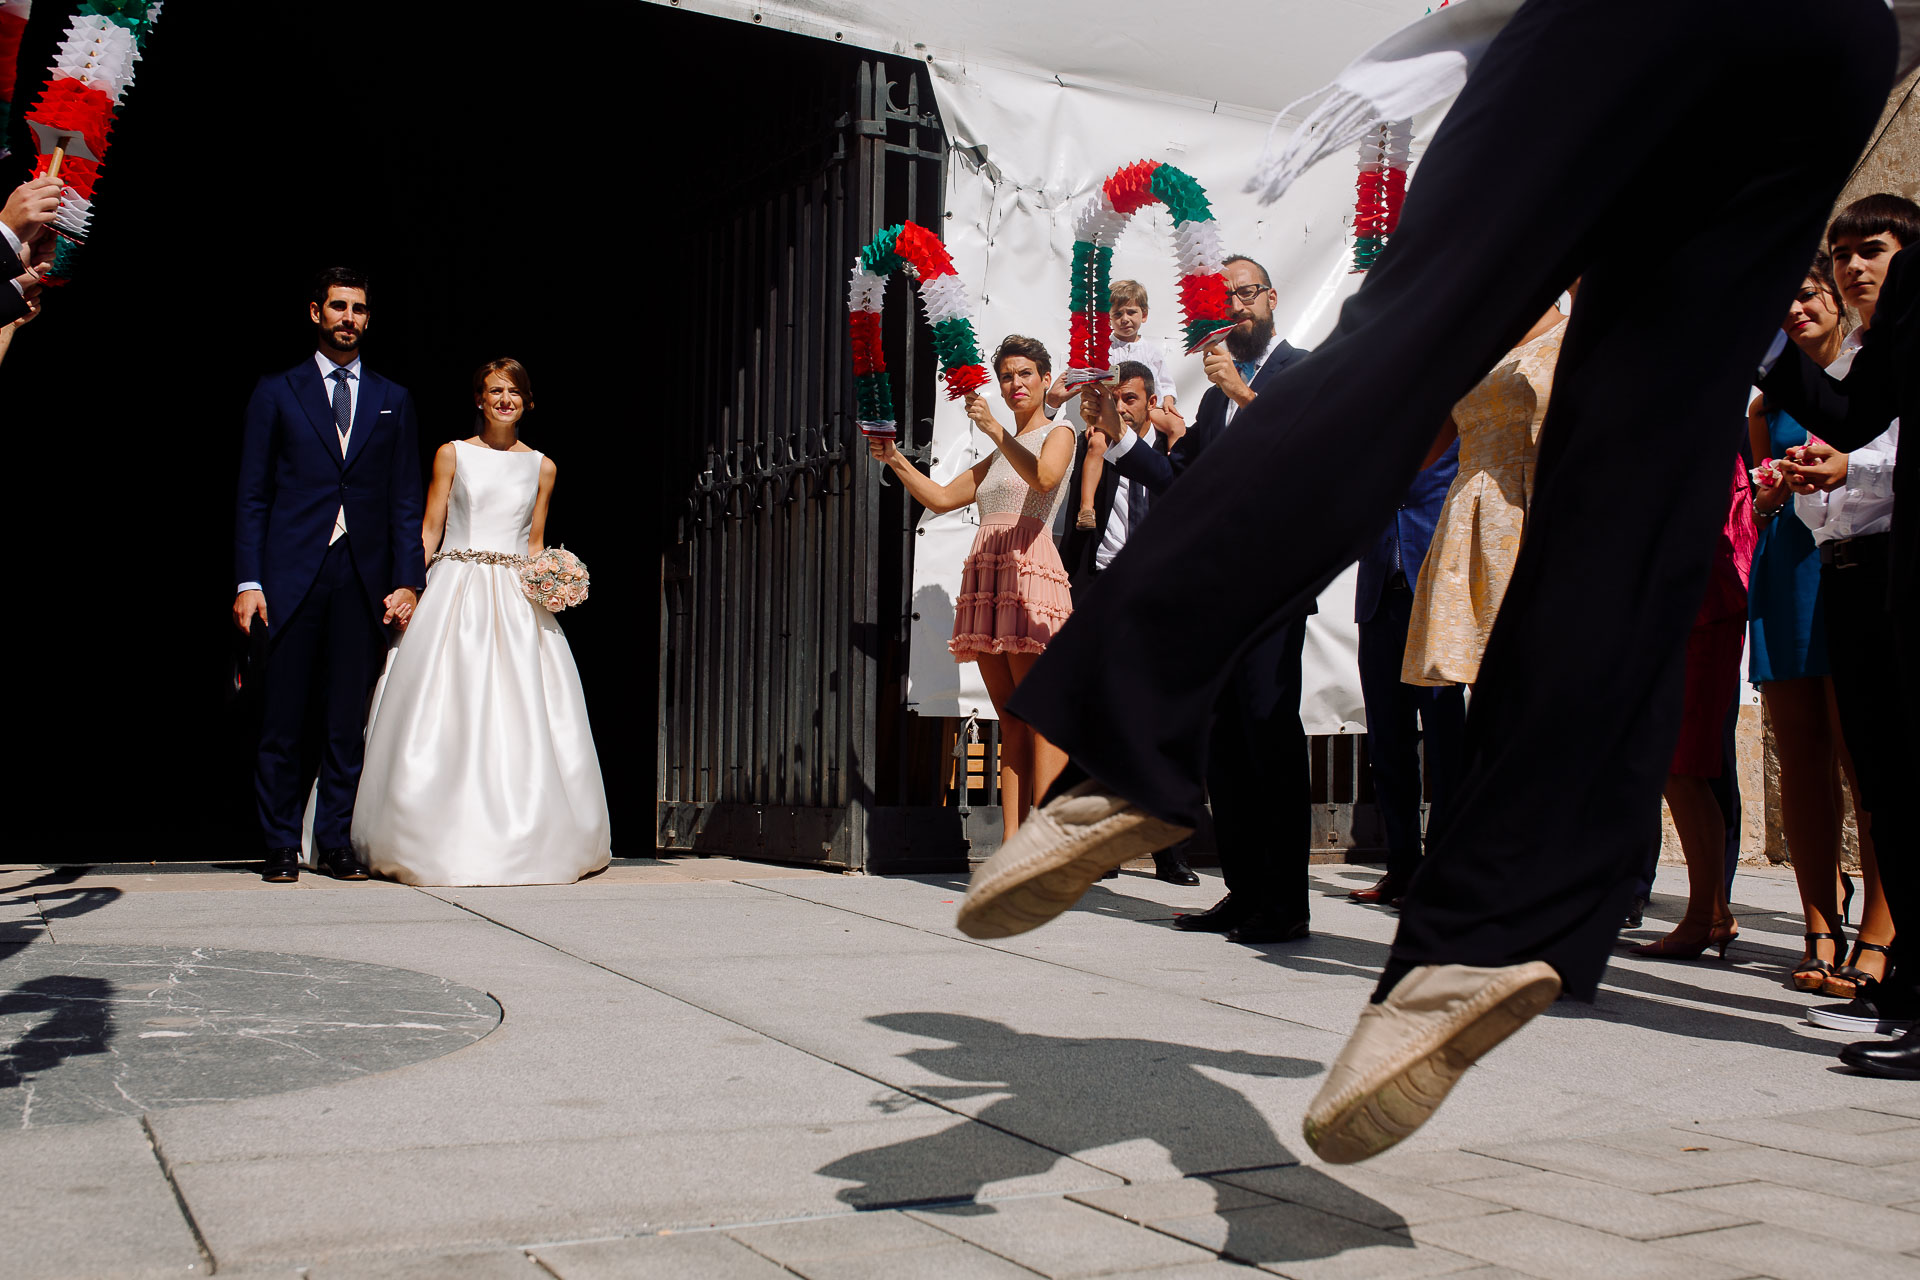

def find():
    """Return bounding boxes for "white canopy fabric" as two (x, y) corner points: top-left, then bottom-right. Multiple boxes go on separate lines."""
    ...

(656, 0), (1454, 732)
(653, 0), (1424, 120)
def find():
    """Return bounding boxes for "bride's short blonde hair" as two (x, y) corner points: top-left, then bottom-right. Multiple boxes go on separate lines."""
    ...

(472, 358), (534, 411)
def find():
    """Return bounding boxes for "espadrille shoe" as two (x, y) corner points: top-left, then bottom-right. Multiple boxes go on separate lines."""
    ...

(956, 781), (1193, 939)
(1303, 961), (1561, 1164)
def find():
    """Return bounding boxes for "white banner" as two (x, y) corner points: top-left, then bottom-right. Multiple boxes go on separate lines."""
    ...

(907, 58), (1382, 733)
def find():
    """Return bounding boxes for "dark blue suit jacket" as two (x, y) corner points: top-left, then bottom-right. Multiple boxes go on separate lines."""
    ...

(234, 358), (427, 620)
(1109, 340), (1307, 496)
(1355, 438), (1459, 624)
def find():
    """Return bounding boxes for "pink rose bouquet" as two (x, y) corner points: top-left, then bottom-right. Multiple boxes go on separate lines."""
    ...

(521, 547), (590, 613)
(1751, 457), (1783, 488)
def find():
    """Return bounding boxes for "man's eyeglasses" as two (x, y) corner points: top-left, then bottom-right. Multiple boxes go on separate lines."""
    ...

(1226, 283), (1271, 303)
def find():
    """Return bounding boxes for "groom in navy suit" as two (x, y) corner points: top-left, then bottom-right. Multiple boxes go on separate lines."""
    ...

(233, 268), (426, 882)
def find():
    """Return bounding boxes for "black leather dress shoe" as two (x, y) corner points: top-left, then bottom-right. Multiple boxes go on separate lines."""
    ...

(1174, 893), (1248, 933)
(1623, 897), (1647, 930)
(319, 847), (369, 881)
(262, 848), (300, 883)
(1227, 911), (1311, 944)
(1154, 850), (1201, 886)
(1839, 1025), (1920, 1079)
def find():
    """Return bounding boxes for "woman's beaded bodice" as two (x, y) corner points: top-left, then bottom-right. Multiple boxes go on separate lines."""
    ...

(974, 421), (1072, 524)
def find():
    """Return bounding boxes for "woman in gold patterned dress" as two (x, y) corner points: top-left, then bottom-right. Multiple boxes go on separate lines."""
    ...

(1401, 302), (1568, 686)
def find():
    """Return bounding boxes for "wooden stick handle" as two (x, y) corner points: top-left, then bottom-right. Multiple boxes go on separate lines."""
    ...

(47, 145), (65, 180)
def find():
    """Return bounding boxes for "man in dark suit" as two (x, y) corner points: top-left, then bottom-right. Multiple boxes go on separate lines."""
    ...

(1087, 256), (1313, 943)
(1060, 362), (1198, 887)
(1350, 439), (1463, 907)
(1762, 201), (1916, 1079)
(233, 268), (427, 883)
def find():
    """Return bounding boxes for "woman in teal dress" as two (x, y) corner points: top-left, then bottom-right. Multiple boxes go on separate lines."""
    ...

(1746, 252), (1888, 995)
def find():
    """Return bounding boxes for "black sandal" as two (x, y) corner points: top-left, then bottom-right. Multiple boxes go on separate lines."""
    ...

(1824, 940), (1892, 999)
(1792, 929), (1845, 992)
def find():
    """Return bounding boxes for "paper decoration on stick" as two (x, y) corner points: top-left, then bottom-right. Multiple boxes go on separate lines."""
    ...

(847, 221), (990, 438)
(1350, 118), (1411, 272)
(22, 1), (165, 283)
(1064, 160), (1233, 386)
(0, 2), (30, 159)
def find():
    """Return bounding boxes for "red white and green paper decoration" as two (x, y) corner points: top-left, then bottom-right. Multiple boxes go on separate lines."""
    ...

(1351, 118), (1411, 272)
(0, 2), (30, 160)
(23, 1), (164, 283)
(1065, 160), (1235, 387)
(848, 221), (990, 438)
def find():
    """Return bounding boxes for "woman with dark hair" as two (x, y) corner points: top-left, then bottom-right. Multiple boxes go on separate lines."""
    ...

(869, 335), (1076, 840)
(1745, 254), (1884, 991)
(351, 358), (612, 885)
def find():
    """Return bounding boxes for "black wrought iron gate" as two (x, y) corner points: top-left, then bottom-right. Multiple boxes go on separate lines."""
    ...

(657, 58), (971, 873)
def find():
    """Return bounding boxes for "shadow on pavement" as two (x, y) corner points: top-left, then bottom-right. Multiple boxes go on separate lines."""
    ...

(821, 1012), (1412, 1268)
(1, 868), (124, 1111)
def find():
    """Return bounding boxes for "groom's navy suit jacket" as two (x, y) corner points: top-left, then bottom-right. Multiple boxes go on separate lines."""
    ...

(234, 358), (427, 621)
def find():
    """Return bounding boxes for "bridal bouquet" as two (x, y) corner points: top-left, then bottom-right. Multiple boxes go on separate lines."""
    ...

(522, 548), (590, 613)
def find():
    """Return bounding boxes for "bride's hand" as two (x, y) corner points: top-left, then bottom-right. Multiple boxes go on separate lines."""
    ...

(383, 587), (419, 630)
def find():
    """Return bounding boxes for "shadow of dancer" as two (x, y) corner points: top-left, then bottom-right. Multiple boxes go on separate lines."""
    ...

(819, 1013), (1411, 1268)
(0, 976), (116, 1110)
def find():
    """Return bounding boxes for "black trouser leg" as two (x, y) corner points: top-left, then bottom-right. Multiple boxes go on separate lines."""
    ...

(1209, 617), (1309, 922)
(1360, 582), (1463, 885)
(1712, 695), (1742, 900)
(253, 540), (382, 851)
(1826, 545), (1916, 1012)
(1007, 0), (1894, 1000)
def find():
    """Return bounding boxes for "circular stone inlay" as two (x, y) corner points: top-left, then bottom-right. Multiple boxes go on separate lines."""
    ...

(0, 944), (501, 1128)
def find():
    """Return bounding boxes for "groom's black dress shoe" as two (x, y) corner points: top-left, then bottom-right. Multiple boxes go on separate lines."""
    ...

(1839, 1025), (1920, 1079)
(319, 847), (369, 881)
(262, 848), (300, 883)
(1226, 911), (1311, 945)
(1154, 850), (1201, 886)
(1174, 893), (1249, 933)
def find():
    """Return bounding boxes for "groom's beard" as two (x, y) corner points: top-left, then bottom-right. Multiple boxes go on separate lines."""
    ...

(1224, 313), (1275, 363)
(321, 325), (362, 353)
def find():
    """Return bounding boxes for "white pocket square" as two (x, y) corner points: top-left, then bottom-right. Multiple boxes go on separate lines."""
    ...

(380, 409), (394, 414)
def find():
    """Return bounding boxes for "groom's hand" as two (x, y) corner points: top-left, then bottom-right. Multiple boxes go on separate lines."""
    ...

(233, 590), (268, 635)
(382, 587), (418, 629)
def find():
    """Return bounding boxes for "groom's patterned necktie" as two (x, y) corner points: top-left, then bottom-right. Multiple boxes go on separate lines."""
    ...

(329, 368), (353, 545)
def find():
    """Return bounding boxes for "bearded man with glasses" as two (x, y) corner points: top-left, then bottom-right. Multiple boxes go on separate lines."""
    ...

(1079, 254), (1317, 945)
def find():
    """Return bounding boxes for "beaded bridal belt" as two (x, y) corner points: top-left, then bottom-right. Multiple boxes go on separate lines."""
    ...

(431, 548), (527, 567)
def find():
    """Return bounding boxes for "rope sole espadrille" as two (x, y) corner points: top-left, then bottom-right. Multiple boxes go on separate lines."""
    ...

(955, 781), (1194, 939)
(1303, 961), (1561, 1164)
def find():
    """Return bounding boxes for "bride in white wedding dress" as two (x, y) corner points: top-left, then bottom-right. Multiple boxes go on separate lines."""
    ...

(351, 358), (612, 885)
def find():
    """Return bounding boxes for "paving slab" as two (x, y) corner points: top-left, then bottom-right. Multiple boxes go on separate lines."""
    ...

(907, 1195), (1217, 1277)
(534, 1232), (795, 1279)
(1217, 1163), (1504, 1230)
(1685, 1116), (1920, 1167)
(170, 1118), (1119, 1269)
(0, 1116), (207, 1280)
(307, 1248), (545, 1278)
(1068, 1177), (1278, 1224)
(1659, 1221), (1920, 1280)
(1665, 1179), (1920, 1252)
(1152, 1200), (1474, 1278)
(1443, 1169), (1751, 1239)
(781, 1238), (1046, 1279)
(1406, 1210), (1753, 1280)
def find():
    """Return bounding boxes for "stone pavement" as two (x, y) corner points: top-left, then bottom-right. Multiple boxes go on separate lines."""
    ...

(2, 857), (1916, 1279)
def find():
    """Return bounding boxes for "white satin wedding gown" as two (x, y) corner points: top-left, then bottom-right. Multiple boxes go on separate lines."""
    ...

(352, 441), (612, 885)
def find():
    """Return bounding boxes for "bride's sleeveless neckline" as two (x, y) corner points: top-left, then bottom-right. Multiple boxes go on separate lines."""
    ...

(456, 439), (540, 457)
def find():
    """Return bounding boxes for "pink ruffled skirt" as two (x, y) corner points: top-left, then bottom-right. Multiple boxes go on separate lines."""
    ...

(949, 513), (1073, 661)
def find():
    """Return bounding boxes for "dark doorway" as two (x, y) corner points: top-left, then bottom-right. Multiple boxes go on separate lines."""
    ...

(1, 2), (904, 861)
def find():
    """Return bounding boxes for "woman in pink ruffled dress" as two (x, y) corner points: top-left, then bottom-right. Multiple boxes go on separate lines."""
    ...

(869, 334), (1075, 840)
